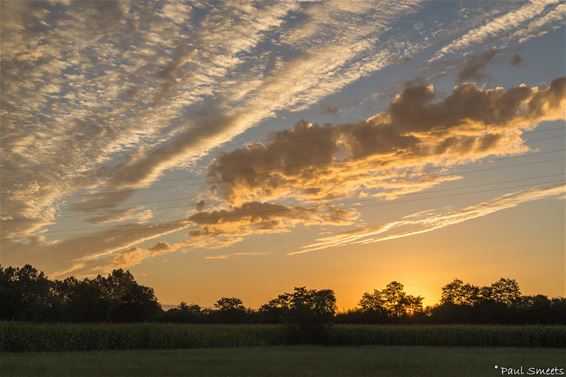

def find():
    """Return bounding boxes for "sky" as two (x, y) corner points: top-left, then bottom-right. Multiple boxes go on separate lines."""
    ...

(1, 0), (565, 309)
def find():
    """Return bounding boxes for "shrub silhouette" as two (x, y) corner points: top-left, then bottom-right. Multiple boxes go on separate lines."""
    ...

(260, 287), (336, 343)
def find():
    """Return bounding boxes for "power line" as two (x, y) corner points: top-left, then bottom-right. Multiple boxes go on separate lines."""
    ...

(34, 178), (566, 238)
(4, 174), (563, 239)
(44, 146), (566, 200)
(47, 159), (566, 212)
(1, 107), (563, 152)
(10, 131), (563, 202)
(53, 171), (566, 218)
(1, 152), (565, 221)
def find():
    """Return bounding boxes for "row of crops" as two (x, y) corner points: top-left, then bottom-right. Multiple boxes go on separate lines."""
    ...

(1, 323), (565, 352)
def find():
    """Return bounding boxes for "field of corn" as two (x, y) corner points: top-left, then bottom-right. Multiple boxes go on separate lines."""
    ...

(1, 323), (565, 352)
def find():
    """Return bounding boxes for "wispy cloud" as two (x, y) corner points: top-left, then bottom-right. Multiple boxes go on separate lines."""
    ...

(2, 218), (192, 278)
(204, 255), (230, 260)
(292, 183), (565, 254)
(232, 251), (271, 257)
(2, 1), (564, 277)
(9, 75), (563, 277)
(434, 0), (560, 60)
(512, 2), (566, 43)
(1, 0), (423, 241)
(85, 207), (153, 225)
(204, 251), (270, 261)
(41, 201), (357, 275)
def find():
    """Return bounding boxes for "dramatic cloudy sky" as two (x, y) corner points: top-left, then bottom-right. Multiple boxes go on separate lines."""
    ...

(1, 0), (565, 308)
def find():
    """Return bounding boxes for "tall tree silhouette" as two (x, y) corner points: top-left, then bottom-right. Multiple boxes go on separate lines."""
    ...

(1, 264), (565, 324)
(359, 281), (424, 321)
(0, 265), (56, 321)
(441, 279), (481, 306)
(481, 278), (521, 305)
(212, 297), (248, 323)
(259, 287), (336, 342)
(100, 269), (161, 322)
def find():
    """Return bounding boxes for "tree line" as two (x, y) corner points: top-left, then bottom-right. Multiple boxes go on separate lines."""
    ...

(1, 264), (565, 325)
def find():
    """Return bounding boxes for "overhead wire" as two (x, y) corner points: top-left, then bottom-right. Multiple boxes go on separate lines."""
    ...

(5, 126), (563, 202)
(4, 172), (563, 239)
(1, 150), (565, 222)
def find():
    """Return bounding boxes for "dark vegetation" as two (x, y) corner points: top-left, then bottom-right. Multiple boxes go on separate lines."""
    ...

(1, 264), (565, 352)
(1, 323), (565, 352)
(1, 264), (564, 325)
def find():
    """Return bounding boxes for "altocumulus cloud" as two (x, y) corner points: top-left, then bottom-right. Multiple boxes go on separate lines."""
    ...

(1, 1), (564, 277)
(1, 0), (424, 242)
(6, 76), (564, 277)
(105, 76), (566, 271)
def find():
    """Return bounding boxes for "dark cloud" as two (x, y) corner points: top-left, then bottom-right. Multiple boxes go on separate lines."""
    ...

(386, 77), (565, 133)
(208, 77), (566, 205)
(149, 241), (170, 252)
(457, 49), (499, 82)
(107, 108), (242, 190)
(195, 199), (206, 211)
(184, 200), (358, 251)
(71, 191), (135, 213)
(189, 201), (355, 227)
(103, 200), (358, 270)
(320, 104), (339, 116)
(510, 54), (523, 66)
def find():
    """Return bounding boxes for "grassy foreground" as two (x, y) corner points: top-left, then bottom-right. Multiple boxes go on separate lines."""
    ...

(2, 323), (566, 351)
(1, 345), (565, 377)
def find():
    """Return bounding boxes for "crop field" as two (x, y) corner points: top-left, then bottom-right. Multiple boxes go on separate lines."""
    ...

(1, 345), (565, 377)
(1, 322), (565, 352)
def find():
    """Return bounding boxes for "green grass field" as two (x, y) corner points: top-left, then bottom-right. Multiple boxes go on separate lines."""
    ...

(1, 345), (565, 377)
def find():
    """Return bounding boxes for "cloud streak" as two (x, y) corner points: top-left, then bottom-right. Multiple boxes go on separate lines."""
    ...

(434, 0), (560, 60)
(292, 183), (565, 254)
(1, 0), (424, 241)
(2, 1), (564, 278)
(16, 75), (563, 276)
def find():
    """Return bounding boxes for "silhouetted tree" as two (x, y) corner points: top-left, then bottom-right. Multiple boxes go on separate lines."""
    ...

(258, 294), (289, 323)
(515, 295), (551, 324)
(482, 278), (521, 305)
(211, 297), (249, 323)
(159, 302), (204, 323)
(259, 287), (336, 324)
(54, 276), (110, 322)
(259, 287), (336, 342)
(440, 279), (481, 306)
(0, 266), (161, 323)
(548, 298), (566, 324)
(358, 281), (423, 322)
(1, 264), (565, 325)
(100, 269), (161, 322)
(430, 278), (482, 323)
(432, 278), (523, 324)
(0, 264), (57, 322)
